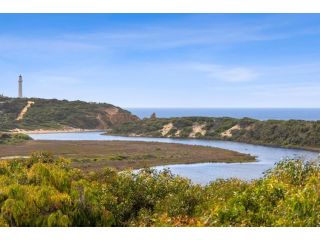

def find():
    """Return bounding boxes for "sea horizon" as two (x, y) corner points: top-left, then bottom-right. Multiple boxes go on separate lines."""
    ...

(127, 107), (320, 121)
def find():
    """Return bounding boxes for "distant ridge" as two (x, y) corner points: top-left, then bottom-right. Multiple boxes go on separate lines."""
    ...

(0, 96), (139, 131)
(110, 116), (320, 150)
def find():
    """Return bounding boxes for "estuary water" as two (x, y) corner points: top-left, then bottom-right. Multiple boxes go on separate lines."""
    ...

(29, 132), (320, 185)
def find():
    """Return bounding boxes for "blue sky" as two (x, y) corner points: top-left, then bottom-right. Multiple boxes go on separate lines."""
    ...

(0, 14), (320, 108)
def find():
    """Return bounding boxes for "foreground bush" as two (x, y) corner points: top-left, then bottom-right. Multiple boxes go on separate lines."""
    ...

(0, 152), (320, 226)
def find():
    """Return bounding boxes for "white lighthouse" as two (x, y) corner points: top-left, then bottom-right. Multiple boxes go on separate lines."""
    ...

(18, 75), (23, 98)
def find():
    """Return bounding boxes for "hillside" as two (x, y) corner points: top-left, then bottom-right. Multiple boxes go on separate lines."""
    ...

(109, 116), (320, 150)
(0, 96), (139, 131)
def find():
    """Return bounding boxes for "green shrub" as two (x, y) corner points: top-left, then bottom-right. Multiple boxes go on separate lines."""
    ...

(0, 133), (32, 144)
(1, 152), (320, 226)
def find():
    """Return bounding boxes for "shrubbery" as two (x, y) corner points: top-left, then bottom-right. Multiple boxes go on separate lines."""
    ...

(0, 133), (32, 144)
(111, 116), (320, 149)
(0, 152), (320, 226)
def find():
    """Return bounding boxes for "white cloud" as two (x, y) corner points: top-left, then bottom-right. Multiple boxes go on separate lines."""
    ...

(1, 17), (315, 55)
(189, 63), (259, 82)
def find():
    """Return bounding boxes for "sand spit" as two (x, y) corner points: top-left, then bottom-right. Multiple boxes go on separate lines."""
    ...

(10, 128), (102, 134)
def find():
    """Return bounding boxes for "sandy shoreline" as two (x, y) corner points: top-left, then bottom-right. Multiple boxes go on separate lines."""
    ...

(10, 128), (104, 134)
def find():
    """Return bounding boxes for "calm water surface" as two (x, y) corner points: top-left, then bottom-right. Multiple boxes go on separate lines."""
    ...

(29, 132), (320, 185)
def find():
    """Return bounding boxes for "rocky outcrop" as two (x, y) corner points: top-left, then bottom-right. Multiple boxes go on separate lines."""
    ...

(104, 107), (139, 126)
(96, 107), (140, 129)
(150, 112), (157, 120)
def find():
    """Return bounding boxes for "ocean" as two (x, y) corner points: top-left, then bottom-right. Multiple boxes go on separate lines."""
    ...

(126, 108), (320, 121)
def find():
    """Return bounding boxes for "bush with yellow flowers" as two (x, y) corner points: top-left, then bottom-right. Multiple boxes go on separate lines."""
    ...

(0, 152), (320, 226)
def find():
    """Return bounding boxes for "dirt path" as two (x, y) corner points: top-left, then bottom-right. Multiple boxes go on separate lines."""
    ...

(0, 156), (29, 160)
(16, 101), (35, 120)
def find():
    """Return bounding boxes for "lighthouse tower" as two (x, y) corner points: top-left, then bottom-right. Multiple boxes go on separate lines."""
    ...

(18, 75), (23, 98)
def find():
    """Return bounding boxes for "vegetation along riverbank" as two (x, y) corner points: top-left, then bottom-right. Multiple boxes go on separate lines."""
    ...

(0, 132), (32, 145)
(0, 152), (319, 226)
(0, 140), (254, 171)
(109, 116), (320, 151)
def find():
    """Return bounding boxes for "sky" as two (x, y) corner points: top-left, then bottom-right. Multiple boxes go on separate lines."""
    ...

(0, 14), (320, 108)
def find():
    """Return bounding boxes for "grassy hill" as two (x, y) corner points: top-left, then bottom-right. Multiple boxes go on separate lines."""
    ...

(0, 96), (139, 131)
(110, 116), (320, 150)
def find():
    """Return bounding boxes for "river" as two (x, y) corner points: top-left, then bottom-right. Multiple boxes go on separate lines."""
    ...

(29, 132), (320, 185)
